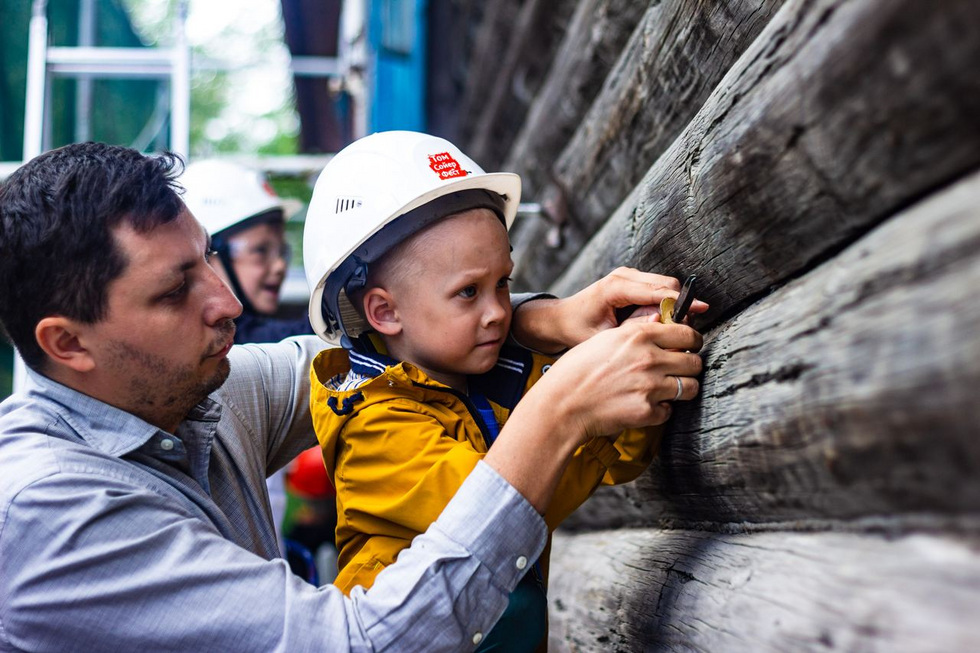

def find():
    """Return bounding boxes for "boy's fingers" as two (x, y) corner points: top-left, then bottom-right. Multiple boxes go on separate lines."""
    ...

(604, 267), (681, 307)
(610, 266), (682, 290)
(622, 305), (660, 322)
(605, 269), (710, 321)
(688, 298), (710, 315)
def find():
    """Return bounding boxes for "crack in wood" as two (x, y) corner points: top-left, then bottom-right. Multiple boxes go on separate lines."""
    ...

(711, 361), (815, 398)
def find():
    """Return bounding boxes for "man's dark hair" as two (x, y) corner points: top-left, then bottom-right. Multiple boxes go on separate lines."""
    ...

(0, 142), (185, 372)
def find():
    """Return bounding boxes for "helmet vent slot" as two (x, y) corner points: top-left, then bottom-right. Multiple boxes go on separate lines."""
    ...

(335, 197), (362, 214)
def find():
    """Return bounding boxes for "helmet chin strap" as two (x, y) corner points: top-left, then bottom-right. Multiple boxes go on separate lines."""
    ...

(343, 259), (369, 298)
(214, 236), (256, 315)
(322, 257), (369, 347)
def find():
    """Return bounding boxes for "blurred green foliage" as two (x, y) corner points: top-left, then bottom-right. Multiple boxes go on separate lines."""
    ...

(1, 0), (163, 160)
(0, 0), (307, 401)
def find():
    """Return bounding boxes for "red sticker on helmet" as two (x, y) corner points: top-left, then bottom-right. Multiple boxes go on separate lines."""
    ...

(428, 152), (468, 180)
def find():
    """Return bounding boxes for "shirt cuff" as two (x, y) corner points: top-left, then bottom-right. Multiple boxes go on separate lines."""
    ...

(507, 292), (561, 354)
(510, 292), (555, 311)
(433, 460), (548, 593)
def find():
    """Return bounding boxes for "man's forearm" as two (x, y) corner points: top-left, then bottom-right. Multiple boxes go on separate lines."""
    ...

(482, 379), (581, 513)
(352, 462), (548, 650)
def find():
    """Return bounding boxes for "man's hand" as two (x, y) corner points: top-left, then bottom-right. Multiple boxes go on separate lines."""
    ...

(529, 320), (704, 438)
(511, 267), (709, 354)
(486, 319), (703, 513)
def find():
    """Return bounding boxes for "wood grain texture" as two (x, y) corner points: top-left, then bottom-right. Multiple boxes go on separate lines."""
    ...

(426, 0), (481, 141)
(456, 0), (525, 144)
(510, 0), (785, 291)
(547, 528), (980, 652)
(549, 0), (980, 319)
(550, 185), (643, 301)
(484, 0), (980, 649)
(561, 171), (980, 531)
(464, 0), (581, 169)
(502, 0), (651, 201)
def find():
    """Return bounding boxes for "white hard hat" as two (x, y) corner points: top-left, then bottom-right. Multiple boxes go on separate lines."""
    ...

(304, 130), (521, 345)
(180, 159), (283, 237)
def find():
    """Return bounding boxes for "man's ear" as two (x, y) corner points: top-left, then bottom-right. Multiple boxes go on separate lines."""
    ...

(362, 288), (402, 336)
(34, 317), (96, 373)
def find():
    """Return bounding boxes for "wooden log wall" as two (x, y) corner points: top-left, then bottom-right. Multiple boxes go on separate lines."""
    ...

(509, 0), (787, 291)
(547, 529), (980, 651)
(449, 0), (980, 650)
(502, 0), (649, 200)
(457, 0), (580, 169)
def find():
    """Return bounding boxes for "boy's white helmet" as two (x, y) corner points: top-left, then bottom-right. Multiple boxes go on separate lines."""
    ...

(180, 159), (283, 237)
(304, 130), (521, 345)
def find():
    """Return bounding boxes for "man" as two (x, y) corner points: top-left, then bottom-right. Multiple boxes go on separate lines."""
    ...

(0, 143), (704, 652)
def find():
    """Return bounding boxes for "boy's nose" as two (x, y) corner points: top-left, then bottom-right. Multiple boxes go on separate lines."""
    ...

(482, 297), (508, 327)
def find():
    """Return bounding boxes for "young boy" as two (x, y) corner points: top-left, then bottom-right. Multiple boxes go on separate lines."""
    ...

(303, 131), (662, 651)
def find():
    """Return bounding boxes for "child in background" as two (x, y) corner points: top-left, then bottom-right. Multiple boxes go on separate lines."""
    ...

(303, 131), (663, 652)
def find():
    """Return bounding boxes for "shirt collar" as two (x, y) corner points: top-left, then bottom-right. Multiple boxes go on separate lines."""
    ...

(25, 367), (222, 458)
(346, 335), (533, 410)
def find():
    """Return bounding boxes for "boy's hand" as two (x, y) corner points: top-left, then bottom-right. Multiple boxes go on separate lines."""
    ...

(511, 267), (709, 354)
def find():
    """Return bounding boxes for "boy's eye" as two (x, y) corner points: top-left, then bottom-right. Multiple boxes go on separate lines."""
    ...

(457, 285), (477, 299)
(205, 249), (218, 263)
(497, 276), (512, 290)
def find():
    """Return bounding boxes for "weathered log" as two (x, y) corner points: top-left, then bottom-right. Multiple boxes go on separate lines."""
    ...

(465, 0), (581, 169)
(501, 0), (650, 201)
(511, 0), (786, 290)
(456, 0), (525, 144)
(549, 185), (642, 301)
(525, 0), (980, 302)
(426, 0), (480, 140)
(547, 528), (980, 652)
(562, 170), (980, 531)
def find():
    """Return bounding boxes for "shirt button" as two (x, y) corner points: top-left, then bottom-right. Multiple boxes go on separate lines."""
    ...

(472, 632), (484, 645)
(160, 438), (175, 451)
(515, 556), (528, 570)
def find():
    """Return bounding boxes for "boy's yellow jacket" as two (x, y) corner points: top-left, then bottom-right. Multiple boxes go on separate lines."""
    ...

(310, 340), (662, 595)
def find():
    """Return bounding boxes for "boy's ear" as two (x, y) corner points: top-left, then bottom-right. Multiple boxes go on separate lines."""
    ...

(34, 316), (97, 373)
(362, 288), (402, 336)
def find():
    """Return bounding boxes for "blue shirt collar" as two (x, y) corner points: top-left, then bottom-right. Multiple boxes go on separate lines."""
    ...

(346, 335), (534, 410)
(24, 367), (222, 459)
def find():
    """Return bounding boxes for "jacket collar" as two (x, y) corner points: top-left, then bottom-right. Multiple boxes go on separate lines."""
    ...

(348, 334), (533, 410)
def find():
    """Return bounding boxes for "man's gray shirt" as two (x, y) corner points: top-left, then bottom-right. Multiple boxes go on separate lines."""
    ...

(0, 336), (546, 652)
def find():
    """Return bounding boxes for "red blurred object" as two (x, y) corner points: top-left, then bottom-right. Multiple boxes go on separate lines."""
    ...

(287, 447), (335, 499)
